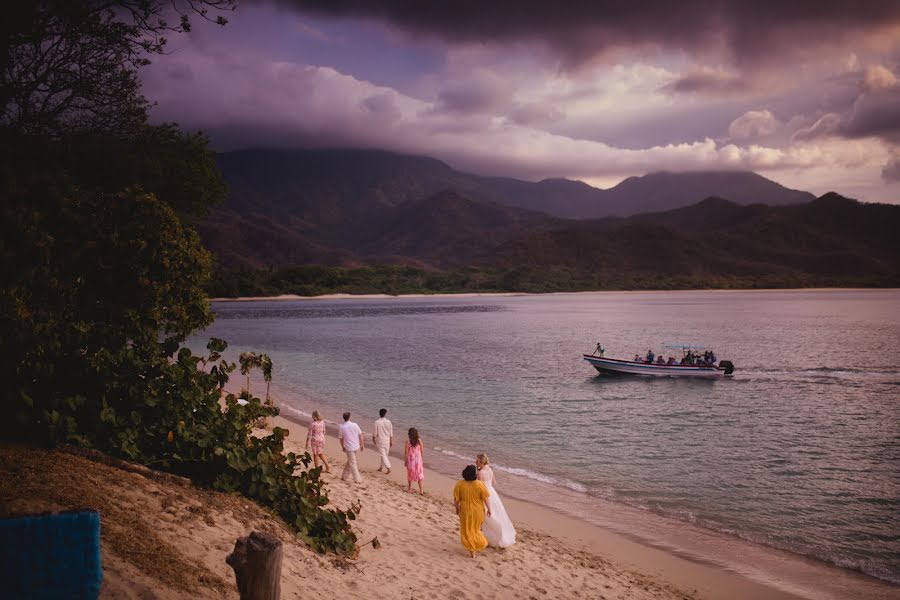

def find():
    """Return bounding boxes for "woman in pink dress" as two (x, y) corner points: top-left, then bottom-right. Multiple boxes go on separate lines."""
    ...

(404, 427), (425, 494)
(304, 410), (330, 473)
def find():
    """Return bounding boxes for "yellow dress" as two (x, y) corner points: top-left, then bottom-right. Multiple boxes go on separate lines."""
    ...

(453, 480), (490, 552)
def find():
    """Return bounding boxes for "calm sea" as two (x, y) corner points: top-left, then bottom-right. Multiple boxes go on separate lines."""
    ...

(193, 290), (900, 597)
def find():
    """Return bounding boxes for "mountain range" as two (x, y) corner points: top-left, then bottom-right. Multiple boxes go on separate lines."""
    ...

(200, 148), (900, 292)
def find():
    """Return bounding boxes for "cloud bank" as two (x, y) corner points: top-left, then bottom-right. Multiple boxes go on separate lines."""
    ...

(140, 2), (900, 202)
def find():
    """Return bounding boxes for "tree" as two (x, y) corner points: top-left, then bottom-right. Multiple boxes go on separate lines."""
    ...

(1, 1), (235, 137)
(0, 1), (362, 555)
(0, 177), (214, 444)
(52, 124), (226, 220)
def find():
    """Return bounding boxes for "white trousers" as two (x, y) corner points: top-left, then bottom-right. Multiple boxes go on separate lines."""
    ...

(341, 450), (362, 483)
(376, 443), (391, 470)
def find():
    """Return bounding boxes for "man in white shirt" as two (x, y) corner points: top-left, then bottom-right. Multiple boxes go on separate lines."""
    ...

(339, 411), (364, 483)
(372, 408), (393, 475)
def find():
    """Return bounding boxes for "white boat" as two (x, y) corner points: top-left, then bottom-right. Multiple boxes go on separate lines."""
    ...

(583, 345), (735, 378)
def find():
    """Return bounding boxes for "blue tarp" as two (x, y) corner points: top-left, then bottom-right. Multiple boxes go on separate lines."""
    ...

(0, 510), (102, 599)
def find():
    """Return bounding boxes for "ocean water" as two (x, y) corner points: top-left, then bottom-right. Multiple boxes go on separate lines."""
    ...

(193, 290), (900, 596)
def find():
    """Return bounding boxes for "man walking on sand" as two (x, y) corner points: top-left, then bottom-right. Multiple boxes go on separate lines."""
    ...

(373, 408), (393, 474)
(339, 412), (365, 483)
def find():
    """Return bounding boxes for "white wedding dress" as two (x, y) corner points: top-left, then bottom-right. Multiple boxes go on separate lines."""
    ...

(478, 466), (516, 547)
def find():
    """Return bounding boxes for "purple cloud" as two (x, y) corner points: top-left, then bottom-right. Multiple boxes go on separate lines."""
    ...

(843, 88), (900, 141)
(269, 0), (900, 67)
(434, 71), (515, 115)
(883, 157), (900, 183)
(507, 102), (565, 126)
(662, 68), (750, 95)
(361, 92), (402, 123)
(136, 2), (900, 203)
(791, 113), (844, 142)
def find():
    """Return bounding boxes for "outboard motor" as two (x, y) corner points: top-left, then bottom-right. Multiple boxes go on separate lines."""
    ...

(718, 360), (735, 375)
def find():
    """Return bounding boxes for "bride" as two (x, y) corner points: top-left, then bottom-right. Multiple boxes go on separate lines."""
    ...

(476, 453), (516, 547)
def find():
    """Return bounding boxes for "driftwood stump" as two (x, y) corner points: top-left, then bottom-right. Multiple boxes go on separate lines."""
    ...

(226, 531), (283, 600)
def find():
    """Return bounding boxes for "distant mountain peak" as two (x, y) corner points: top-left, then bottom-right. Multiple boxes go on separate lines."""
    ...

(696, 195), (738, 207)
(816, 191), (857, 205)
(215, 147), (817, 227)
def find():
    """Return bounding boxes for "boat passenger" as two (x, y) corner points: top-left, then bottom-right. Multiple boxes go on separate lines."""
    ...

(646, 350), (654, 363)
(634, 354), (641, 362)
(656, 355), (665, 364)
(667, 357), (676, 365)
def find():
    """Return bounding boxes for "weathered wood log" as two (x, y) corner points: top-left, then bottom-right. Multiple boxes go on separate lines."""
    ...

(226, 531), (283, 600)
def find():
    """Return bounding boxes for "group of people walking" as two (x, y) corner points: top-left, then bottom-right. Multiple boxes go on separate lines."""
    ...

(305, 409), (428, 492)
(305, 408), (516, 555)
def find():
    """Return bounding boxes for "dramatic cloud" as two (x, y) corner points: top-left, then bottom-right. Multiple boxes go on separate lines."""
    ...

(271, 0), (900, 67)
(138, 2), (900, 203)
(863, 65), (899, 92)
(883, 157), (900, 183)
(434, 70), (515, 115)
(728, 110), (780, 140)
(791, 113), (844, 142)
(843, 88), (900, 141)
(783, 65), (900, 146)
(361, 92), (402, 123)
(507, 102), (566, 126)
(143, 41), (894, 180)
(662, 68), (750, 95)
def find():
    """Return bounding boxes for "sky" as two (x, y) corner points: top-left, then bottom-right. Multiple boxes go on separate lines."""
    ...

(142, 1), (900, 203)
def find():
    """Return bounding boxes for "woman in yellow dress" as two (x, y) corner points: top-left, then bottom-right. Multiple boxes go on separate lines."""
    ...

(453, 465), (491, 557)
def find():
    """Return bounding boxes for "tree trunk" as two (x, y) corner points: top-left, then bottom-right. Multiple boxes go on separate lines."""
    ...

(226, 531), (283, 600)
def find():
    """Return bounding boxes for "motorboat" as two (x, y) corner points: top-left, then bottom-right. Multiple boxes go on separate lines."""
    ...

(583, 344), (735, 378)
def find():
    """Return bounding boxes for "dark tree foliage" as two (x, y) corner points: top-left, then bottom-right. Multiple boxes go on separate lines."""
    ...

(1, 1), (234, 136)
(0, 177), (214, 442)
(0, 168), (358, 553)
(1, 1), (359, 554)
(36, 124), (226, 219)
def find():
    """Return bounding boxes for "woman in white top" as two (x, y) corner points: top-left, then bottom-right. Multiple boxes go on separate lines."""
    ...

(475, 453), (516, 548)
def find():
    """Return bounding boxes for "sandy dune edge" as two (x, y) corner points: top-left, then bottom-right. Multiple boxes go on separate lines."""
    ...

(1, 433), (702, 600)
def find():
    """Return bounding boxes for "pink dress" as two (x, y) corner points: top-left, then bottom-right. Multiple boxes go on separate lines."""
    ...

(405, 441), (424, 482)
(307, 420), (326, 454)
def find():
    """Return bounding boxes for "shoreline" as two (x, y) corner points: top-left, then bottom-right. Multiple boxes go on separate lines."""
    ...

(209, 288), (894, 303)
(0, 439), (707, 600)
(272, 410), (800, 600)
(271, 400), (898, 600)
(199, 289), (899, 599)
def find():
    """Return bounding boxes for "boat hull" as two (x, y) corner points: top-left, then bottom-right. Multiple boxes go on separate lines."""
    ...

(583, 355), (732, 378)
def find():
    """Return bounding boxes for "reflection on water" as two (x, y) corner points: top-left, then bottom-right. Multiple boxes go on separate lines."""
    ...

(194, 290), (900, 594)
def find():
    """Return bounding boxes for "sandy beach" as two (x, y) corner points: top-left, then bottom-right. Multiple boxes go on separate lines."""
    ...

(270, 414), (806, 600)
(207, 288), (877, 303)
(209, 292), (529, 302)
(1, 411), (834, 600)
